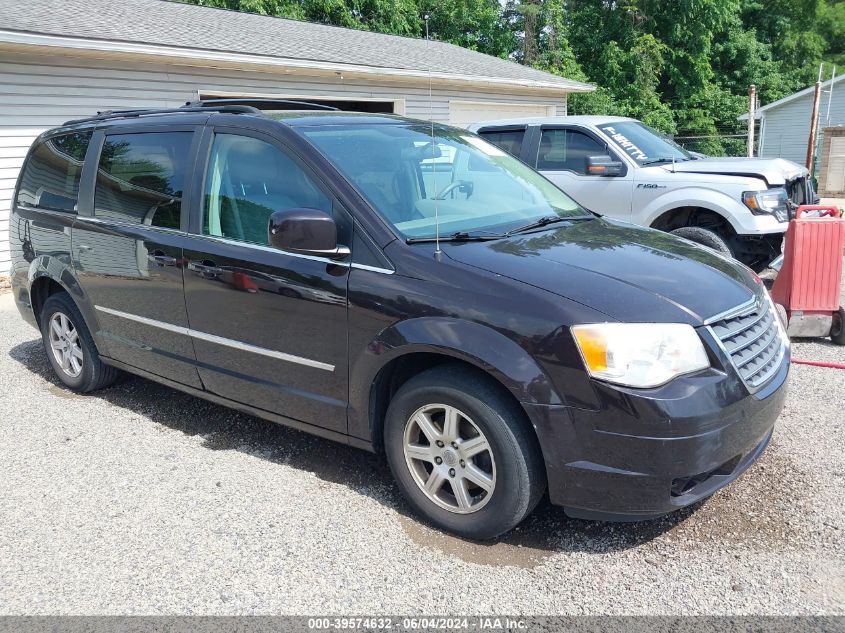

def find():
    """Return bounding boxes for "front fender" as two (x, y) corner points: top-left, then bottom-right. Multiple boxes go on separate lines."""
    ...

(639, 187), (785, 236)
(347, 317), (564, 442)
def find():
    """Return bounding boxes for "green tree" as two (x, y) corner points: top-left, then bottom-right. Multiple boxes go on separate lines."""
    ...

(420, 0), (514, 57)
(181, 0), (845, 157)
(189, 0), (419, 34)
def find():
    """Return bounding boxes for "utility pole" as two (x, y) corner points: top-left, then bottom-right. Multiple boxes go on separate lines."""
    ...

(747, 84), (756, 157)
(806, 69), (823, 173)
(825, 65), (836, 128)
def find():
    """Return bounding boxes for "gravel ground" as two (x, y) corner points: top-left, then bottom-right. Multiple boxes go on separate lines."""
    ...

(0, 283), (842, 616)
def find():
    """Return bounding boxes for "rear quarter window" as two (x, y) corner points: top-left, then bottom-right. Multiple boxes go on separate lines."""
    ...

(16, 132), (91, 212)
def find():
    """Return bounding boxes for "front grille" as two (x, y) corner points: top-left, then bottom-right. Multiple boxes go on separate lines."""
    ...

(786, 175), (818, 217)
(709, 298), (785, 389)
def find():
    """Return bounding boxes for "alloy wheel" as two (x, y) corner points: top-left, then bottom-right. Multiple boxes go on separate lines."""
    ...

(402, 403), (496, 514)
(48, 312), (83, 378)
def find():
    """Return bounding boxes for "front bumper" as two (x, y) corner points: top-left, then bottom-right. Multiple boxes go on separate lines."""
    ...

(731, 211), (788, 236)
(523, 354), (788, 520)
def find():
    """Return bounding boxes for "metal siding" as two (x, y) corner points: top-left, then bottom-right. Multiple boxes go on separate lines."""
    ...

(758, 88), (845, 166)
(0, 50), (567, 274)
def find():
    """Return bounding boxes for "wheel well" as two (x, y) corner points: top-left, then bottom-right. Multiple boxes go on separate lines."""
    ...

(650, 207), (736, 237)
(30, 277), (65, 327)
(368, 353), (537, 455)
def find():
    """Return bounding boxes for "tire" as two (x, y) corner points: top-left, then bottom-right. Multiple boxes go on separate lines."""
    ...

(383, 364), (545, 539)
(40, 292), (120, 392)
(831, 307), (845, 346)
(670, 226), (733, 258)
(774, 302), (789, 332)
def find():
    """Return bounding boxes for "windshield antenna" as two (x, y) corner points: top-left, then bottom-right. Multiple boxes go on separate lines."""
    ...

(425, 14), (441, 260)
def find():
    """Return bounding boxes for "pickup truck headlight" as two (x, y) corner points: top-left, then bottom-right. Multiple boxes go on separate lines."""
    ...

(742, 188), (789, 222)
(571, 323), (710, 388)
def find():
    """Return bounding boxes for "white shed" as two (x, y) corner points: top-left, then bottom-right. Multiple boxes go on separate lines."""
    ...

(0, 0), (593, 275)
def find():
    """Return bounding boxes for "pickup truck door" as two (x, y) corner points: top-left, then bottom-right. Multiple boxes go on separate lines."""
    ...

(530, 125), (633, 221)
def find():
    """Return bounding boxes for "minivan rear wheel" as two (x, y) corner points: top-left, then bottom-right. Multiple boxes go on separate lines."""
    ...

(384, 365), (545, 539)
(40, 292), (120, 392)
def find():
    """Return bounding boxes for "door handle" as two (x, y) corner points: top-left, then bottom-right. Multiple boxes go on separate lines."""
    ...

(149, 250), (178, 266)
(77, 244), (93, 251)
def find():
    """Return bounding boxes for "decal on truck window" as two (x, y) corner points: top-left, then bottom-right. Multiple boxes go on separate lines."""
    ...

(600, 125), (648, 161)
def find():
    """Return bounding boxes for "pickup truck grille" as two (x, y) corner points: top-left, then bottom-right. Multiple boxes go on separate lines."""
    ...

(786, 175), (817, 210)
(709, 298), (784, 389)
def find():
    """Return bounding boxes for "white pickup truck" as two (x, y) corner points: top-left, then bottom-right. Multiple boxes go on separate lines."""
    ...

(467, 116), (816, 271)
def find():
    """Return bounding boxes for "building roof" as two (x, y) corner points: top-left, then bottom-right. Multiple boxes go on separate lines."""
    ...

(739, 72), (845, 120)
(0, 0), (594, 94)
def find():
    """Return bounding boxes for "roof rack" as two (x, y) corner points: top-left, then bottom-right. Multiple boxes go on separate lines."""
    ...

(187, 98), (340, 111)
(63, 104), (260, 126)
(62, 97), (339, 127)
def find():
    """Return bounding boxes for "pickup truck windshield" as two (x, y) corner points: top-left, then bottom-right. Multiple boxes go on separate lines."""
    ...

(598, 121), (691, 165)
(299, 123), (588, 239)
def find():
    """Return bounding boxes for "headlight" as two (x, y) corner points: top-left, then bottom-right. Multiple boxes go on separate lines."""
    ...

(571, 323), (710, 388)
(742, 188), (789, 222)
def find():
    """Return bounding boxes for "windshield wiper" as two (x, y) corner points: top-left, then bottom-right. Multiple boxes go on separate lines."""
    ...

(504, 215), (593, 237)
(642, 156), (691, 166)
(406, 230), (504, 244)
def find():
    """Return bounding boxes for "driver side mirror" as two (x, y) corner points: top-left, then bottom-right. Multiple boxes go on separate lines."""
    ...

(268, 208), (350, 260)
(586, 155), (623, 177)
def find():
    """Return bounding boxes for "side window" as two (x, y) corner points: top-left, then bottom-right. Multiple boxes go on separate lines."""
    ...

(16, 132), (91, 212)
(477, 129), (525, 157)
(94, 132), (192, 229)
(537, 129), (605, 174)
(203, 134), (332, 246)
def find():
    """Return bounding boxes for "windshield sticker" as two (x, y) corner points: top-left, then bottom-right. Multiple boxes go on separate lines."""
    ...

(461, 135), (507, 157)
(600, 126), (648, 162)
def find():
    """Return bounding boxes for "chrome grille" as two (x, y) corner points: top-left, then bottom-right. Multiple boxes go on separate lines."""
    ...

(709, 298), (785, 389)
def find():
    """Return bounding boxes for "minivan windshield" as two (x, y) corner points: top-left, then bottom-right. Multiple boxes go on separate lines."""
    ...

(297, 123), (590, 239)
(598, 121), (692, 165)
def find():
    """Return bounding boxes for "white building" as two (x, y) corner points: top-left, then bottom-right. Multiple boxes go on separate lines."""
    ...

(0, 0), (593, 274)
(740, 73), (845, 168)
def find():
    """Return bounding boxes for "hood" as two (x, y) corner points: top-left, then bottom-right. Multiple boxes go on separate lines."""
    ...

(443, 218), (762, 325)
(666, 157), (807, 186)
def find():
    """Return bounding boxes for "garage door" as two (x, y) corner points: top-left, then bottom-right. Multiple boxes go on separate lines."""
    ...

(448, 101), (557, 127)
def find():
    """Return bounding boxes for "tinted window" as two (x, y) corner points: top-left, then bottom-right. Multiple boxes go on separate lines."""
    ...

(94, 132), (192, 229)
(477, 129), (525, 157)
(203, 134), (331, 246)
(537, 129), (605, 174)
(16, 132), (91, 212)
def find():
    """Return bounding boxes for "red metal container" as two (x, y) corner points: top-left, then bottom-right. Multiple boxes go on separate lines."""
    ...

(771, 205), (845, 343)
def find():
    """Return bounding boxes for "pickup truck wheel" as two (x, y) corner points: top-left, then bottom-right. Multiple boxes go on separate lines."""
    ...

(40, 292), (120, 392)
(670, 226), (733, 258)
(831, 308), (845, 345)
(384, 365), (545, 540)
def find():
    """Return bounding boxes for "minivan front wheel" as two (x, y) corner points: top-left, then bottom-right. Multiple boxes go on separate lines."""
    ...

(40, 292), (120, 392)
(384, 365), (545, 539)
(403, 403), (497, 514)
